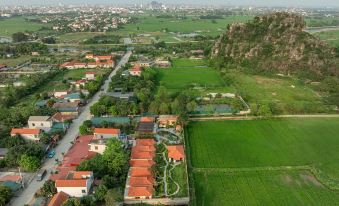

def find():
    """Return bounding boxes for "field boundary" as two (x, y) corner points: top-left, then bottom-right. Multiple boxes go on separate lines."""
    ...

(189, 114), (339, 121)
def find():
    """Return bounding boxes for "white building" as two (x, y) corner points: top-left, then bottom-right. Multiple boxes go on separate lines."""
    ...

(54, 90), (69, 98)
(55, 171), (94, 197)
(88, 139), (107, 154)
(10, 128), (41, 141)
(28, 116), (53, 132)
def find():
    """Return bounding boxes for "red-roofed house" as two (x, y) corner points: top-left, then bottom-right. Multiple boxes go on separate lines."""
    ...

(74, 79), (87, 89)
(130, 167), (153, 177)
(60, 61), (75, 69)
(94, 55), (112, 61)
(85, 54), (94, 59)
(48, 191), (69, 206)
(10, 128), (41, 141)
(94, 128), (120, 139)
(129, 159), (155, 168)
(129, 176), (154, 187)
(140, 116), (155, 123)
(129, 64), (142, 76)
(167, 145), (185, 162)
(85, 72), (96, 80)
(135, 139), (156, 146)
(126, 186), (154, 199)
(55, 171), (93, 197)
(131, 151), (154, 160)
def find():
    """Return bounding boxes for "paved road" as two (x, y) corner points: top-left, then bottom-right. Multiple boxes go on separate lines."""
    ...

(10, 51), (132, 206)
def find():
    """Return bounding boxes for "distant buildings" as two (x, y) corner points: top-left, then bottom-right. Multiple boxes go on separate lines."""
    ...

(60, 55), (115, 69)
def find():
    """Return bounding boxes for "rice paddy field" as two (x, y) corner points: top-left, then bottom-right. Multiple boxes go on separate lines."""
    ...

(314, 29), (339, 47)
(0, 17), (50, 37)
(156, 59), (226, 94)
(186, 118), (339, 206)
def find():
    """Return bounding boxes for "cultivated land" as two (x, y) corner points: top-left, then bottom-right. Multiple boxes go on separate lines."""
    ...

(314, 30), (339, 47)
(0, 55), (32, 67)
(0, 17), (49, 37)
(186, 118), (339, 205)
(156, 59), (225, 94)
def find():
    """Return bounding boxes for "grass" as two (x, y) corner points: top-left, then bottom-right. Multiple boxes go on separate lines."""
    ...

(0, 56), (32, 67)
(0, 17), (50, 37)
(120, 15), (252, 37)
(314, 30), (339, 47)
(57, 32), (106, 43)
(194, 170), (339, 206)
(168, 162), (188, 197)
(155, 58), (226, 94)
(186, 118), (339, 205)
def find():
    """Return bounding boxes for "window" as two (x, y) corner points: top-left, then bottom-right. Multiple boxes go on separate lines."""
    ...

(95, 146), (98, 150)
(101, 135), (103, 139)
(32, 123), (35, 126)
(82, 190), (86, 193)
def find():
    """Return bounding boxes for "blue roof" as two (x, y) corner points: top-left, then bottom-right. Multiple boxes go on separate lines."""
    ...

(64, 93), (81, 100)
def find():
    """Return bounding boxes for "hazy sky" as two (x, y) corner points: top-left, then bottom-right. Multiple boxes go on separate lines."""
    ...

(1, 0), (339, 7)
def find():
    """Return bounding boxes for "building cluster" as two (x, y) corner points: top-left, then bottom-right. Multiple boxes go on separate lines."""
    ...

(127, 57), (171, 77)
(60, 54), (114, 69)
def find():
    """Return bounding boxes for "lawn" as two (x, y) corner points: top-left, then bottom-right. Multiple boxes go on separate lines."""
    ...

(120, 15), (252, 37)
(168, 162), (188, 197)
(0, 17), (50, 37)
(186, 118), (339, 205)
(194, 170), (339, 206)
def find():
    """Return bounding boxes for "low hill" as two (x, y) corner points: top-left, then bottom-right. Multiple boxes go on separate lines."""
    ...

(211, 12), (339, 80)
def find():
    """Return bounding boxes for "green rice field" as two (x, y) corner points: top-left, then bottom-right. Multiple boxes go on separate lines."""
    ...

(0, 17), (50, 37)
(186, 118), (339, 205)
(314, 30), (339, 47)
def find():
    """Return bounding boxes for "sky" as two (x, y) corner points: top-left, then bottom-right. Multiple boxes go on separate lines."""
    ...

(1, 0), (339, 7)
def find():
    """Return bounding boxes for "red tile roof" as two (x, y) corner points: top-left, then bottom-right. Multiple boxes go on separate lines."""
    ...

(131, 151), (154, 160)
(132, 145), (155, 152)
(129, 176), (154, 187)
(0, 175), (22, 182)
(135, 139), (156, 146)
(71, 171), (93, 179)
(130, 167), (152, 177)
(48, 191), (69, 206)
(51, 112), (75, 122)
(11, 128), (40, 135)
(95, 55), (112, 60)
(94, 128), (120, 135)
(55, 179), (87, 187)
(140, 116), (155, 123)
(128, 186), (153, 197)
(129, 160), (155, 167)
(167, 145), (185, 161)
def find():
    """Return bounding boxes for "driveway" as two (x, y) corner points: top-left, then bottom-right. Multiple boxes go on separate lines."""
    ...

(10, 51), (132, 206)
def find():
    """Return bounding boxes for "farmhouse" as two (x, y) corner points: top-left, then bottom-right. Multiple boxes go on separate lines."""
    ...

(167, 145), (185, 162)
(10, 128), (41, 141)
(51, 112), (76, 123)
(129, 64), (142, 76)
(154, 59), (171, 68)
(48, 191), (69, 206)
(158, 115), (178, 128)
(55, 171), (94, 197)
(93, 128), (121, 139)
(28, 116), (53, 132)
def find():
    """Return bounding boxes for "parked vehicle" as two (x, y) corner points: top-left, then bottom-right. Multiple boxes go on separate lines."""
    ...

(37, 169), (47, 181)
(48, 150), (55, 158)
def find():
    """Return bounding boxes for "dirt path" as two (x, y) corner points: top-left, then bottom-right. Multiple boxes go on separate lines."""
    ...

(167, 163), (181, 197)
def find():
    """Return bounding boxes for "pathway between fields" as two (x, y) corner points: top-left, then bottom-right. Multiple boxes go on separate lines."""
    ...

(190, 114), (339, 121)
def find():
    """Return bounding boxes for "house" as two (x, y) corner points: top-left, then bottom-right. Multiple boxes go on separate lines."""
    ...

(140, 116), (155, 123)
(54, 90), (69, 98)
(88, 139), (107, 154)
(158, 115), (178, 128)
(60, 61), (76, 69)
(74, 62), (87, 69)
(0, 148), (8, 159)
(106, 92), (134, 101)
(85, 54), (94, 59)
(136, 120), (155, 136)
(64, 92), (83, 103)
(10, 128), (41, 141)
(55, 171), (94, 197)
(0, 64), (7, 70)
(94, 55), (112, 61)
(93, 128), (120, 139)
(130, 61), (153, 68)
(73, 79), (87, 89)
(28, 116), (53, 132)
(87, 62), (97, 69)
(85, 72), (96, 80)
(53, 102), (80, 116)
(167, 145), (185, 162)
(154, 59), (171, 68)
(126, 186), (153, 199)
(51, 112), (76, 123)
(48, 191), (69, 206)
(31, 51), (40, 56)
(129, 64), (142, 76)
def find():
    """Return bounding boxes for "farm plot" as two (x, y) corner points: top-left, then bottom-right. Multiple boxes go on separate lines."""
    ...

(186, 118), (339, 205)
(0, 17), (50, 37)
(194, 170), (339, 206)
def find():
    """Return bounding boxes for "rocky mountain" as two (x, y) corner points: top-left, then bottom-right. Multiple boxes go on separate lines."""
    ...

(212, 12), (339, 80)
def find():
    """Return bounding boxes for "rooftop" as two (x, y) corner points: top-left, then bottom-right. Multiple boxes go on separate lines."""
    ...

(130, 167), (152, 177)
(129, 159), (155, 167)
(135, 139), (156, 146)
(128, 186), (153, 197)
(28, 116), (51, 122)
(167, 145), (185, 161)
(11, 128), (40, 135)
(129, 176), (154, 187)
(48, 192), (69, 206)
(94, 128), (120, 135)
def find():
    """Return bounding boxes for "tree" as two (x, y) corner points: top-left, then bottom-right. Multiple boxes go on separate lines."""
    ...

(12, 32), (28, 42)
(94, 185), (108, 202)
(19, 154), (40, 172)
(63, 198), (82, 206)
(40, 133), (51, 144)
(79, 120), (93, 135)
(0, 185), (12, 206)
(40, 180), (57, 198)
(104, 188), (122, 206)
(257, 104), (272, 117)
